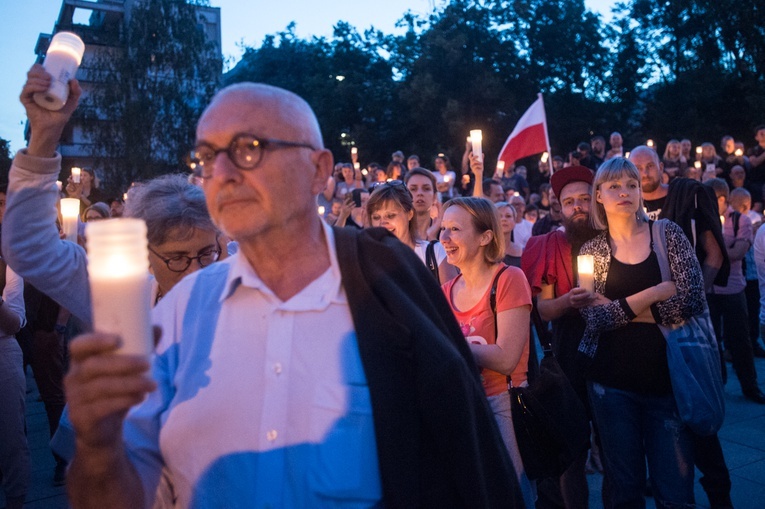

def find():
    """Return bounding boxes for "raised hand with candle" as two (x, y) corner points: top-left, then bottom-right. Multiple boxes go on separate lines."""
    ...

(20, 64), (82, 159)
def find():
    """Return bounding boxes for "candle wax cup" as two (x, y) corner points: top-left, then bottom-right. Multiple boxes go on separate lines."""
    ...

(33, 50), (80, 111)
(90, 274), (153, 356)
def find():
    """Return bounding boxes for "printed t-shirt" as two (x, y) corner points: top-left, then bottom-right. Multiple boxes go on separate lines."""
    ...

(442, 265), (532, 396)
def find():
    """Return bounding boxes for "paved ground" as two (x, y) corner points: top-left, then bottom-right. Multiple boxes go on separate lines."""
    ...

(3, 357), (765, 508)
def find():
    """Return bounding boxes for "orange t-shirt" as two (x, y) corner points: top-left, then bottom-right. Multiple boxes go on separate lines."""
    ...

(442, 265), (532, 396)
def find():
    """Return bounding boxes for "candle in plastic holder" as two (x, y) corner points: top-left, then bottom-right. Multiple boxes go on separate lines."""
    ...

(351, 147), (358, 156)
(33, 32), (85, 111)
(735, 149), (743, 157)
(577, 254), (595, 293)
(541, 152), (549, 163)
(647, 139), (654, 148)
(86, 219), (153, 357)
(497, 160), (505, 174)
(56, 180), (62, 191)
(71, 166), (81, 183)
(470, 129), (483, 161)
(60, 198), (80, 243)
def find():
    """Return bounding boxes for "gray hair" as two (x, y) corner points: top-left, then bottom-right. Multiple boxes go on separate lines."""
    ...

(591, 157), (649, 230)
(124, 174), (217, 246)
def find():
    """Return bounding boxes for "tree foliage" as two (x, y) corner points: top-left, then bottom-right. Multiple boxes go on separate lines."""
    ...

(82, 0), (221, 191)
(0, 137), (12, 183)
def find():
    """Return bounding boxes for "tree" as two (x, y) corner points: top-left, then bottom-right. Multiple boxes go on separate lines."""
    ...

(0, 137), (12, 183)
(82, 0), (221, 191)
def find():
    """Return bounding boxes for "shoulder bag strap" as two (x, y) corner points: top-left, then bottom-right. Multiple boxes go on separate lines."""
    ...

(425, 240), (440, 283)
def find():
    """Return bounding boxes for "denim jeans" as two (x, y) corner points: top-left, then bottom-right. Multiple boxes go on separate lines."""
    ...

(587, 382), (694, 509)
(0, 338), (30, 500)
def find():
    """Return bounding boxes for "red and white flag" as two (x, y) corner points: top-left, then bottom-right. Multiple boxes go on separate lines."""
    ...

(497, 94), (550, 169)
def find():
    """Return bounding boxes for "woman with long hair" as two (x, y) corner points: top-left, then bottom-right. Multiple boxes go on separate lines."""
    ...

(367, 181), (457, 283)
(440, 197), (535, 508)
(495, 201), (523, 267)
(661, 139), (688, 181)
(578, 157), (705, 507)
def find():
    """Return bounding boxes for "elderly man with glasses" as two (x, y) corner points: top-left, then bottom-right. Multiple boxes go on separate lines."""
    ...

(24, 76), (525, 506)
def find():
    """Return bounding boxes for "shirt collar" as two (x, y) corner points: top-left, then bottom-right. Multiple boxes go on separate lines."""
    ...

(219, 220), (346, 311)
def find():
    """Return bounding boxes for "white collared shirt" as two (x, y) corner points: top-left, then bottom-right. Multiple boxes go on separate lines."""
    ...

(125, 222), (382, 508)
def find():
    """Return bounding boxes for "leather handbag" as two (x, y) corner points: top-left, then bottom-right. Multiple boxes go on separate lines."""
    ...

(490, 266), (590, 480)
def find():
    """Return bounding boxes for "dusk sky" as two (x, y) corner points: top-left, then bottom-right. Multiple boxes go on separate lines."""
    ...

(0, 0), (613, 153)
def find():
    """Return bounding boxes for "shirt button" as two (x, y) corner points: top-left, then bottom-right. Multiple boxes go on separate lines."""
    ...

(266, 429), (278, 442)
(273, 362), (282, 374)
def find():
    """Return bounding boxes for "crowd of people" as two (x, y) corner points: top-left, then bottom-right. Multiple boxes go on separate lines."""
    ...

(1, 63), (765, 509)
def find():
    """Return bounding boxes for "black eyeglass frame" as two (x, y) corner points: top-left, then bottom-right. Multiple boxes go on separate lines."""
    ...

(148, 244), (221, 273)
(189, 133), (317, 178)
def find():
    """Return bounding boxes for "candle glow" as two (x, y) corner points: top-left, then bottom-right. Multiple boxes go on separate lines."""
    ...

(577, 254), (595, 293)
(86, 219), (152, 356)
(60, 198), (80, 243)
(71, 167), (81, 184)
(470, 129), (483, 161)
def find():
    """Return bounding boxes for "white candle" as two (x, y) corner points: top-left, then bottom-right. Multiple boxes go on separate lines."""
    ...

(443, 175), (451, 183)
(86, 219), (153, 356)
(735, 149), (743, 157)
(353, 162), (360, 170)
(696, 146), (703, 154)
(625, 151), (631, 159)
(71, 166), (81, 184)
(361, 169), (368, 176)
(318, 205), (325, 215)
(541, 152), (549, 163)
(123, 192), (128, 201)
(56, 180), (62, 191)
(577, 254), (595, 293)
(694, 161), (702, 169)
(351, 147), (358, 155)
(497, 160), (505, 173)
(33, 32), (85, 111)
(720, 215), (725, 226)
(60, 198), (80, 243)
(647, 139), (654, 148)
(470, 129), (483, 161)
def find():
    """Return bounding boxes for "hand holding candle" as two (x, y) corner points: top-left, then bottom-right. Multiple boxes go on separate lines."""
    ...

(33, 32), (85, 111)
(71, 166), (81, 184)
(86, 219), (153, 356)
(577, 254), (595, 293)
(470, 129), (483, 161)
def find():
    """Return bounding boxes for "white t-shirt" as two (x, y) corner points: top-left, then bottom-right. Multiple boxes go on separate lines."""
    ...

(434, 171), (456, 202)
(513, 220), (534, 250)
(413, 240), (447, 268)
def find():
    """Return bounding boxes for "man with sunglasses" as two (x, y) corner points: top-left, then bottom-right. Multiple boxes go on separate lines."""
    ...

(60, 81), (523, 508)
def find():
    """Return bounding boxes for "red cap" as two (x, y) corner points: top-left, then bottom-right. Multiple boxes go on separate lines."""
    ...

(550, 165), (594, 198)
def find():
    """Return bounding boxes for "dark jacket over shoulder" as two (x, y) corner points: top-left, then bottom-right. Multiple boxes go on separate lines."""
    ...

(334, 226), (523, 508)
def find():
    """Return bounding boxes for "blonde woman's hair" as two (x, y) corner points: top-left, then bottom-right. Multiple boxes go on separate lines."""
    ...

(591, 157), (649, 230)
(443, 197), (504, 263)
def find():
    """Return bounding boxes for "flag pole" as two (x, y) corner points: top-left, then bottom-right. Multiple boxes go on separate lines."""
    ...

(538, 92), (553, 175)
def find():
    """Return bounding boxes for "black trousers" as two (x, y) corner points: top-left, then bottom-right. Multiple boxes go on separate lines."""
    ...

(707, 291), (760, 393)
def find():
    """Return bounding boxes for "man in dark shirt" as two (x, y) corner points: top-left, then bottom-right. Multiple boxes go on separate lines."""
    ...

(522, 166), (598, 509)
(747, 125), (765, 209)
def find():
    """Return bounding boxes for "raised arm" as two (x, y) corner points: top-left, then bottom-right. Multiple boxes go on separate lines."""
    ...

(3, 64), (92, 324)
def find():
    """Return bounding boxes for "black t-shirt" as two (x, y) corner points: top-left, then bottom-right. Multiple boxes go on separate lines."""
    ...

(644, 192), (714, 242)
(748, 145), (765, 183)
(588, 250), (672, 395)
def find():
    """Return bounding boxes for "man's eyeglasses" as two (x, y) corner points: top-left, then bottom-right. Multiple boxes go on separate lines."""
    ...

(148, 245), (221, 272)
(189, 133), (317, 179)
